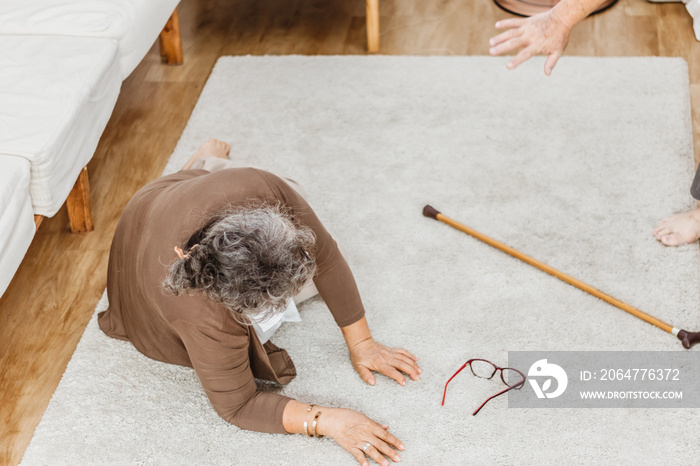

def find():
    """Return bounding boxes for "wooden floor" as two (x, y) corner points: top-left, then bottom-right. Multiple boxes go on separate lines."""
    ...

(1, 0), (699, 463)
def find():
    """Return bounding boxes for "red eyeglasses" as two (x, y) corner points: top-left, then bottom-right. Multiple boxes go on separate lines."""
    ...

(442, 358), (526, 415)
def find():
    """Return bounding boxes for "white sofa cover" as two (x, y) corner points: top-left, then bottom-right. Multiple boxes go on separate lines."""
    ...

(0, 35), (121, 217)
(0, 156), (35, 297)
(0, 0), (181, 79)
(0, 1), (181, 300)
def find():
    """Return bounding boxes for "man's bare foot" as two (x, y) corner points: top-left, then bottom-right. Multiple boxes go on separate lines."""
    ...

(653, 208), (700, 246)
(182, 139), (231, 170)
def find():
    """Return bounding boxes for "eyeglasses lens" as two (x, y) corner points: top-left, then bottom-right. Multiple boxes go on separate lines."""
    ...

(501, 368), (523, 388)
(470, 360), (496, 379)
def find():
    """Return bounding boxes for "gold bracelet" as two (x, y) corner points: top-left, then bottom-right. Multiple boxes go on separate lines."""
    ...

(303, 404), (316, 436)
(311, 411), (324, 438)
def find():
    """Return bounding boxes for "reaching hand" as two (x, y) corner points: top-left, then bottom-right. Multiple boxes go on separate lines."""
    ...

(348, 338), (421, 386)
(323, 408), (404, 466)
(489, 11), (572, 76)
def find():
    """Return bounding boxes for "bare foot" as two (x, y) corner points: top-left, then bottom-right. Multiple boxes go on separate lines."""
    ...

(653, 208), (700, 246)
(182, 139), (231, 170)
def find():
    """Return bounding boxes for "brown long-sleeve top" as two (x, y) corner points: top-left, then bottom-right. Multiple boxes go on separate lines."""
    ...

(98, 168), (365, 433)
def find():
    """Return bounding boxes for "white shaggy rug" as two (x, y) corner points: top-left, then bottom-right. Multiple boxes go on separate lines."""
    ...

(23, 56), (700, 465)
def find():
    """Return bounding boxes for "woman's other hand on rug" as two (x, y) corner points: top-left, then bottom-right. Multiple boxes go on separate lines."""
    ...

(283, 401), (405, 466)
(341, 316), (421, 386)
(320, 407), (405, 466)
(349, 338), (421, 386)
(489, 0), (603, 75)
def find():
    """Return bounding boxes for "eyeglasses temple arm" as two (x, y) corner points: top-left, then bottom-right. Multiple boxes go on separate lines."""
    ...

(441, 362), (469, 406)
(471, 378), (526, 416)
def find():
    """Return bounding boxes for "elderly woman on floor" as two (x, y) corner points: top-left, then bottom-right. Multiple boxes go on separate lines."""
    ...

(98, 139), (420, 466)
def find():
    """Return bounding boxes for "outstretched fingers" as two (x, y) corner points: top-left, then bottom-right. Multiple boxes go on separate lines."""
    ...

(347, 425), (403, 466)
(361, 443), (391, 466)
(375, 441), (402, 464)
(490, 10), (573, 75)
(350, 341), (421, 387)
(495, 18), (526, 30)
(331, 409), (406, 466)
(507, 47), (535, 70)
(375, 425), (404, 451)
(490, 37), (524, 57)
(358, 427), (403, 466)
(489, 28), (521, 49)
(350, 447), (370, 466)
(393, 355), (422, 381)
(379, 364), (407, 386)
(396, 348), (419, 361)
(356, 364), (376, 386)
(545, 50), (563, 76)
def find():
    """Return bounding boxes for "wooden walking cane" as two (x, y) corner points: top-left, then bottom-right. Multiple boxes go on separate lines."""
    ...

(422, 205), (700, 349)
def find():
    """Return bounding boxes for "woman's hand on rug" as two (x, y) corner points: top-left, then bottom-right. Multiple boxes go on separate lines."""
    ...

(489, 10), (572, 76)
(349, 338), (421, 386)
(321, 407), (404, 466)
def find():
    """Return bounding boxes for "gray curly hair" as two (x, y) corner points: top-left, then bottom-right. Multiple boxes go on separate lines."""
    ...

(163, 202), (317, 322)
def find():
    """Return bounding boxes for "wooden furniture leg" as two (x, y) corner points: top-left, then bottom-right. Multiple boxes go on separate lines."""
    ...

(158, 9), (184, 65)
(366, 0), (379, 53)
(66, 167), (94, 233)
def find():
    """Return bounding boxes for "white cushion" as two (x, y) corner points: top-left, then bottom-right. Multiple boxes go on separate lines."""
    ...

(0, 0), (180, 79)
(0, 155), (35, 298)
(0, 35), (121, 216)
